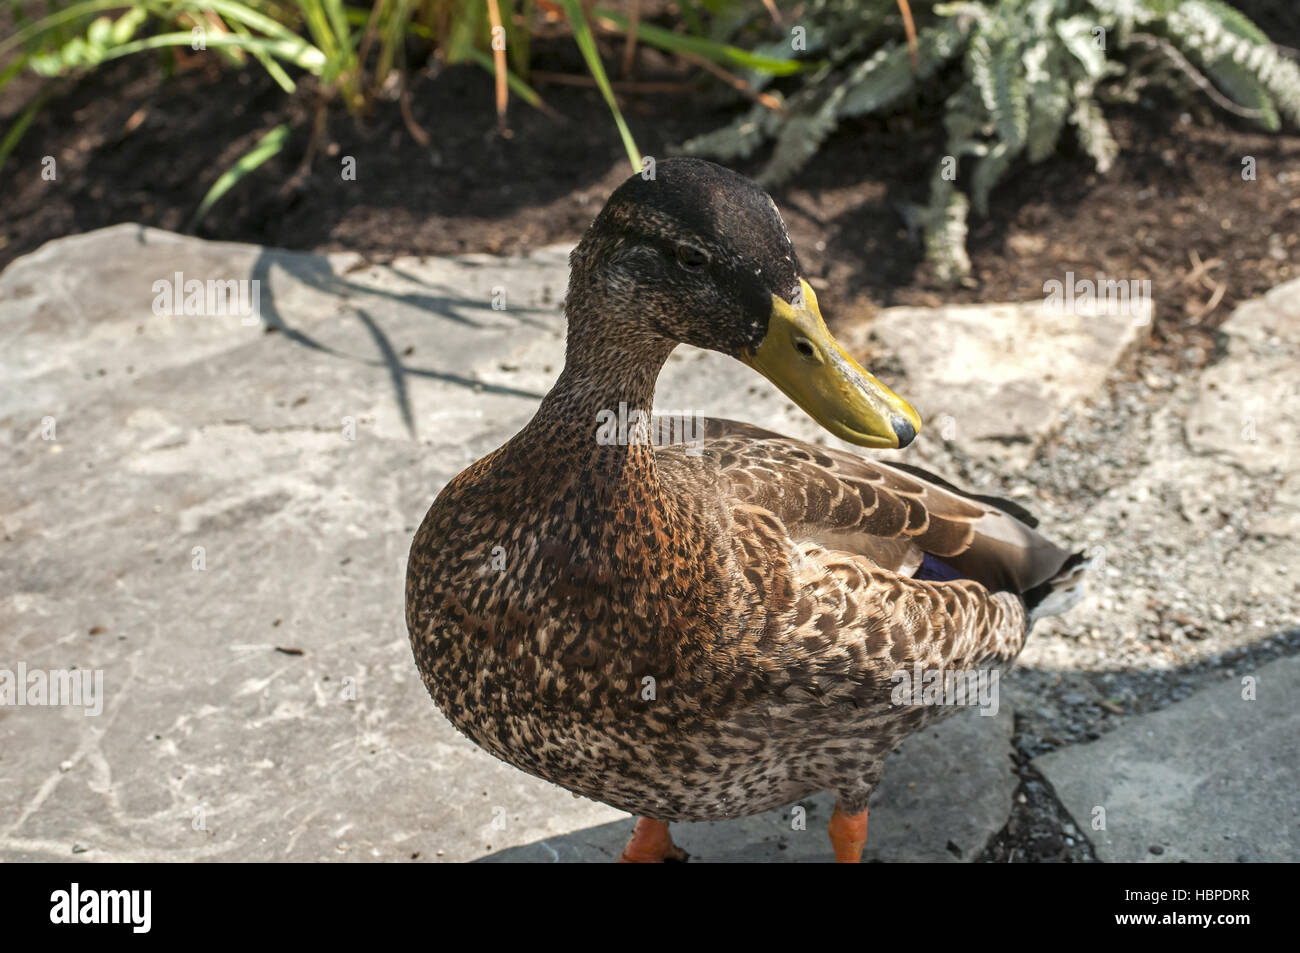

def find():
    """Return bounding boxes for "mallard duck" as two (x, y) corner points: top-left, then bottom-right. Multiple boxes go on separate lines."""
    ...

(406, 158), (1087, 863)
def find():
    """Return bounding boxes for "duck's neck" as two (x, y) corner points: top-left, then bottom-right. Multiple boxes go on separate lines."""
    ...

(521, 333), (674, 452)
(510, 309), (677, 490)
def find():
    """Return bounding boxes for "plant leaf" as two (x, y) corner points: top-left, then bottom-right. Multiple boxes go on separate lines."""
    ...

(189, 123), (291, 229)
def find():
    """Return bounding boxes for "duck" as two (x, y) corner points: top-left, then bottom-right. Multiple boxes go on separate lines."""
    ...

(405, 157), (1088, 863)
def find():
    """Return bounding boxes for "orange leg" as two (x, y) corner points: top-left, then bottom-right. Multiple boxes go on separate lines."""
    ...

(618, 817), (688, 863)
(827, 803), (868, 863)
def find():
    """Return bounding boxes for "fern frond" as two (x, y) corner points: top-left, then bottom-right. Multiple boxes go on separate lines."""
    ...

(752, 18), (969, 185)
(1033, 87), (1074, 166)
(970, 140), (1016, 216)
(1087, 0), (1160, 41)
(1166, 0), (1300, 127)
(942, 84), (991, 153)
(758, 88), (845, 186)
(1070, 88), (1118, 173)
(836, 41), (915, 118)
(679, 103), (780, 162)
(967, 27), (1028, 150)
(678, 0), (1294, 285)
(1022, 31), (1072, 164)
(923, 166), (971, 283)
(1055, 15), (1105, 80)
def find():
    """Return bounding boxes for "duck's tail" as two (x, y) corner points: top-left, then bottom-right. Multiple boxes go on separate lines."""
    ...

(1022, 551), (1093, 628)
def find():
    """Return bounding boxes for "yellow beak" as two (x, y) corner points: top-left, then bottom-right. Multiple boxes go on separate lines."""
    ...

(742, 279), (922, 449)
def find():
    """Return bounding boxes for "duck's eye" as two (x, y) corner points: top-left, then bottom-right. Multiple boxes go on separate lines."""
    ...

(675, 245), (709, 270)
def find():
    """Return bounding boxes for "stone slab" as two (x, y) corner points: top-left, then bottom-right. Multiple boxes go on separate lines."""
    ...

(0, 226), (1026, 862)
(845, 296), (1152, 468)
(1033, 655), (1300, 863)
(1186, 277), (1300, 476)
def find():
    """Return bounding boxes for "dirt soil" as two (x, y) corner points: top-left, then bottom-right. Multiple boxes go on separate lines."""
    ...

(4, 31), (1297, 360)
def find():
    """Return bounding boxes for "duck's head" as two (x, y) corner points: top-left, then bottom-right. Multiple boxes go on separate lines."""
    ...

(567, 157), (921, 449)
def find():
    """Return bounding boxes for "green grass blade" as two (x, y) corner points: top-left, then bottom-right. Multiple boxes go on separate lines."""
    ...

(0, 54), (30, 95)
(560, 0), (641, 172)
(321, 0), (354, 48)
(189, 122), (290, 229)
(99, 32), (327, 72)
(465, 47), (545, 109)
(0, 0), (143, 57)
(511, 0), (533, 77)
(0, 84), (53, 176)
(228, 18), (298, 93)
(375, 0), (412, 86)
(594, 8), (816, 76)
(184, 0), (310, 43)
(296, 0), (341, 61)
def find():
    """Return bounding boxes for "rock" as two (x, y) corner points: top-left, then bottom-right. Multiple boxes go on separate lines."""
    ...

(1186, 277), (1300, 476)
(840, 296), (1152, 468)
(1033, 655), (1300, 862)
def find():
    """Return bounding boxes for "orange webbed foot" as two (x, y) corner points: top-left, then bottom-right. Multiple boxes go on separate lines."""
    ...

(828, 803), (868, 863)
(618, 817), (689, 863)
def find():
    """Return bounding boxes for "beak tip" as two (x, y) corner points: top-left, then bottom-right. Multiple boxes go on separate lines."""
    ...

(891, 415), (917, 449)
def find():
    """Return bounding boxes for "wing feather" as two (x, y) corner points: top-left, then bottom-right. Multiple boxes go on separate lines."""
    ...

(676, 417), (1071, 594)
